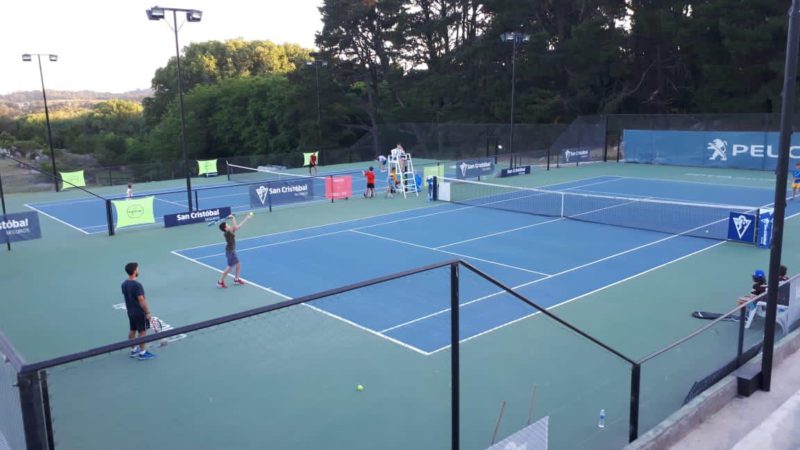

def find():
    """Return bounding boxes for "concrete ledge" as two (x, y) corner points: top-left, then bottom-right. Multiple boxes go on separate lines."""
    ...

(624, 327), (800, 450)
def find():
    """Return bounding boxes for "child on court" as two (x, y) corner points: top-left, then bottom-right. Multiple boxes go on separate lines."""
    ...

(385, 168), (399, 198)
(792, 162), (800, 200)
(363, 166), (376, 198)
(126, 183), (133, 198)
(217, 212), (253, 288)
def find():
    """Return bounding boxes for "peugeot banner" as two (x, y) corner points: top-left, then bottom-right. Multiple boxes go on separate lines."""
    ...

(623, 129), (800, 171)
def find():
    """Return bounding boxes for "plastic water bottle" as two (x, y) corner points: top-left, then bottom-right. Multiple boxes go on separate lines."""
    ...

(598, 409), (606, 429)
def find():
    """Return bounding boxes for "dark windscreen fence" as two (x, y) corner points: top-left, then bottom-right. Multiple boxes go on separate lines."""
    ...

(440, 177), (760, 240)
(549, 116), (609, 166)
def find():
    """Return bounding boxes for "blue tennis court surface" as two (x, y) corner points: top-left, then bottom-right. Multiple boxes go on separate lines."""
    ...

(173, 175), (797, 354)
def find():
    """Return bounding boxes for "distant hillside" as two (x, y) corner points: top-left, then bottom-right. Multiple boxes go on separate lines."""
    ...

(0, 89), (151, 118)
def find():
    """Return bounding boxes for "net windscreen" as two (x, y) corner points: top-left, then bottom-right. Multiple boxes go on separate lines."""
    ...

(439, 177), (759, 240)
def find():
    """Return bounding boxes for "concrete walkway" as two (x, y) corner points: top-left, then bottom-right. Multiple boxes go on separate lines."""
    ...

(668, 345), (800, 450)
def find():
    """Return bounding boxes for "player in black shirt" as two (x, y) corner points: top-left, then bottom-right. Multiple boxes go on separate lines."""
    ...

(122, 262), (155, 360)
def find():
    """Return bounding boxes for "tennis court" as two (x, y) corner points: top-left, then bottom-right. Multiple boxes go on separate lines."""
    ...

(2, 161), (800, 450)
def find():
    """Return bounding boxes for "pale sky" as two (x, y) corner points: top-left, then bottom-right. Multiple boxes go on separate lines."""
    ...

(0, 0), (324, 94)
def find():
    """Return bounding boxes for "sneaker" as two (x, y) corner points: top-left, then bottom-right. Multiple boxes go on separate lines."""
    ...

(217, 280), (227, 289)
(129, 349), (139, 358)
(233, 278), (245, 286)
(137, 351), (157, 361)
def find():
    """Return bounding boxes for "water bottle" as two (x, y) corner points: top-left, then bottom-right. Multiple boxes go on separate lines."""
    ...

(598, 409), (606, 429)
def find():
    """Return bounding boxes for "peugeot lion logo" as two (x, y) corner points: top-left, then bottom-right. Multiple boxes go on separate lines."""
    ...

(459, 162), (468, 177)
(708, 139), (728, 161)
(732, 214), (752, 239)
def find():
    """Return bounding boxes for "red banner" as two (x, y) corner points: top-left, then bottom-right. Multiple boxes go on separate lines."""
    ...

(325, 175), (352, 200)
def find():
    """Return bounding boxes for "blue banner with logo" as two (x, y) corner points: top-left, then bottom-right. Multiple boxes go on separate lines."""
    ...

(249, 179), (316, 209)
(727, 212), (757, 244)
(456, 158), (495, 179)
(623, 129), (800, 171)
(1, 211), (42, 242)
(561, 148), (591, 164)
(164, 207), (231, 228)
(500, 166), (532, 177)
(757, 209), (774, 249)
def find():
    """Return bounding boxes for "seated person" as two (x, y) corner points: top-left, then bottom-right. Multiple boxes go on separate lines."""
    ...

(738, 269), (767, 306)
(385, 169), (399, 197)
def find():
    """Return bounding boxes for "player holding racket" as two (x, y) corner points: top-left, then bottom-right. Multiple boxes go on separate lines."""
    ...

(122, 262), (156, 360)
(217, 212), (253, 288)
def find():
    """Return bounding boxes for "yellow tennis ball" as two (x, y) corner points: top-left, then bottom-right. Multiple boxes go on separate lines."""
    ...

(356, 385), (364, 391)
(248, 212), (254, 217)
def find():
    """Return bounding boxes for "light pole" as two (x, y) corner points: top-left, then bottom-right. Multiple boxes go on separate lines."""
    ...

(500, 32), (530, 154)
(305, 54), (327, 149)
(22, 53), (59, 192)
(146, 5), (202, 211)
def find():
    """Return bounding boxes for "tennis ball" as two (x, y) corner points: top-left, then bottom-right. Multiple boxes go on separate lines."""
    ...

(248, 212), (254, 217)
(356, 385), (364, 391)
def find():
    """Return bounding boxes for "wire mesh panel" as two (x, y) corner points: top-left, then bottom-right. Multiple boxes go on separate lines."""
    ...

(43, 270), (453, 450)
(456, 268), (632, 450)
(637, 306), (760, 433)
(0, 350), (24, 450)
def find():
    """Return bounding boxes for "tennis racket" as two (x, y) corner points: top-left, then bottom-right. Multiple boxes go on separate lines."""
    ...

(691, 311), (739, 322)
(207, 211), (254, 227)
(149, 316), (165, 333)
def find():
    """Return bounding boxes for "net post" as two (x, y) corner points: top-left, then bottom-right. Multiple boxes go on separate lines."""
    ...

(449, 262), (460, 450)
(267, 187), (273, 213)
(17, 370), (53, 450)
(330, 175), (334, 203)
(736, 306), (746, 367)
(0, 172), (10, 251)
(226, 160), (231, 182)
(105, 199), (115, 236)
(194, 190), (199, 210)
(546, 149), (551, 171)
(629, 363), (641, 443)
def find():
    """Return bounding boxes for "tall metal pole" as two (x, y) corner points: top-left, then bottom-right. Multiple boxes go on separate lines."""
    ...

(37, 55), (59, 192)
(761, 0), (800, 391)
(315, 62), (323, 148)
(0, 172), (10, 251)
(173, 9), (194, 211)
(509, 38), (517, 154)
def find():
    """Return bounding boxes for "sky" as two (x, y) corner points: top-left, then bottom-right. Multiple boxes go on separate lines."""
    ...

(0, 0), (324, 95)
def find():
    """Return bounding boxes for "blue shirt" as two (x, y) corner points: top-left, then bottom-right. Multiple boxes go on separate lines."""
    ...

(121, 279), (145, 317)
(792, 169), (800, 181)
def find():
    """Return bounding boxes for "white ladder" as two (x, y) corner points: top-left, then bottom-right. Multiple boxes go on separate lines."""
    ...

(401, 153), (419, 197)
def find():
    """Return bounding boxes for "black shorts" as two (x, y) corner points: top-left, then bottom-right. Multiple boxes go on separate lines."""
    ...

(128, 314), (147, 333)
(367, 183), (375, 189)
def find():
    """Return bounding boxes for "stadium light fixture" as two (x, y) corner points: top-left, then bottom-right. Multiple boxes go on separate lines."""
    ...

(144, 5), (203, 210)
(500, 32), (530, 154)
(21, 53), (60, 192)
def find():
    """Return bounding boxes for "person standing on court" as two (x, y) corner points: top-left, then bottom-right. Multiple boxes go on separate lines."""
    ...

(122, 262), (156, 360)
(363, 166), (376, 198)
(308, 151), (318, 176)
(217, 213), (253, 288)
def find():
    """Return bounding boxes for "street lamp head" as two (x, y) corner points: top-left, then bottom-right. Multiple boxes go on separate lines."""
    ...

(146, 6), (165, 20)
(49, 55), (58, 62)
(22, 54), (32, 62)
(186, 9), (202, 22)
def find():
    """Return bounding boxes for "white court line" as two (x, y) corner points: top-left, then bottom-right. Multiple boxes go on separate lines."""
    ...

(420, 198), (800, 353)
(169, 250), (431, 355)
(435, 218), (563, 249)
(350, 229), (551, 277)
(622, 175), (777, 190)
(24, 203), (90, 235)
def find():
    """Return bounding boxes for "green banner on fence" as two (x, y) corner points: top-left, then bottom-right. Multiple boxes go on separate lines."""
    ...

(423, 165), (444, 180)
(113, 196), (155, 230)
(197, 159), (218, 176)
(60, 170), (86, 190)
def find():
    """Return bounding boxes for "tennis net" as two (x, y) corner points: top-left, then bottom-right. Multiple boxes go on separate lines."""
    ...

(226, 162), (364, 202)
(438, 177), (761, 240)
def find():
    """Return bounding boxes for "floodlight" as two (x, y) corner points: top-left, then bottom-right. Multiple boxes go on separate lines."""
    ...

(147, 7), (165, 20)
